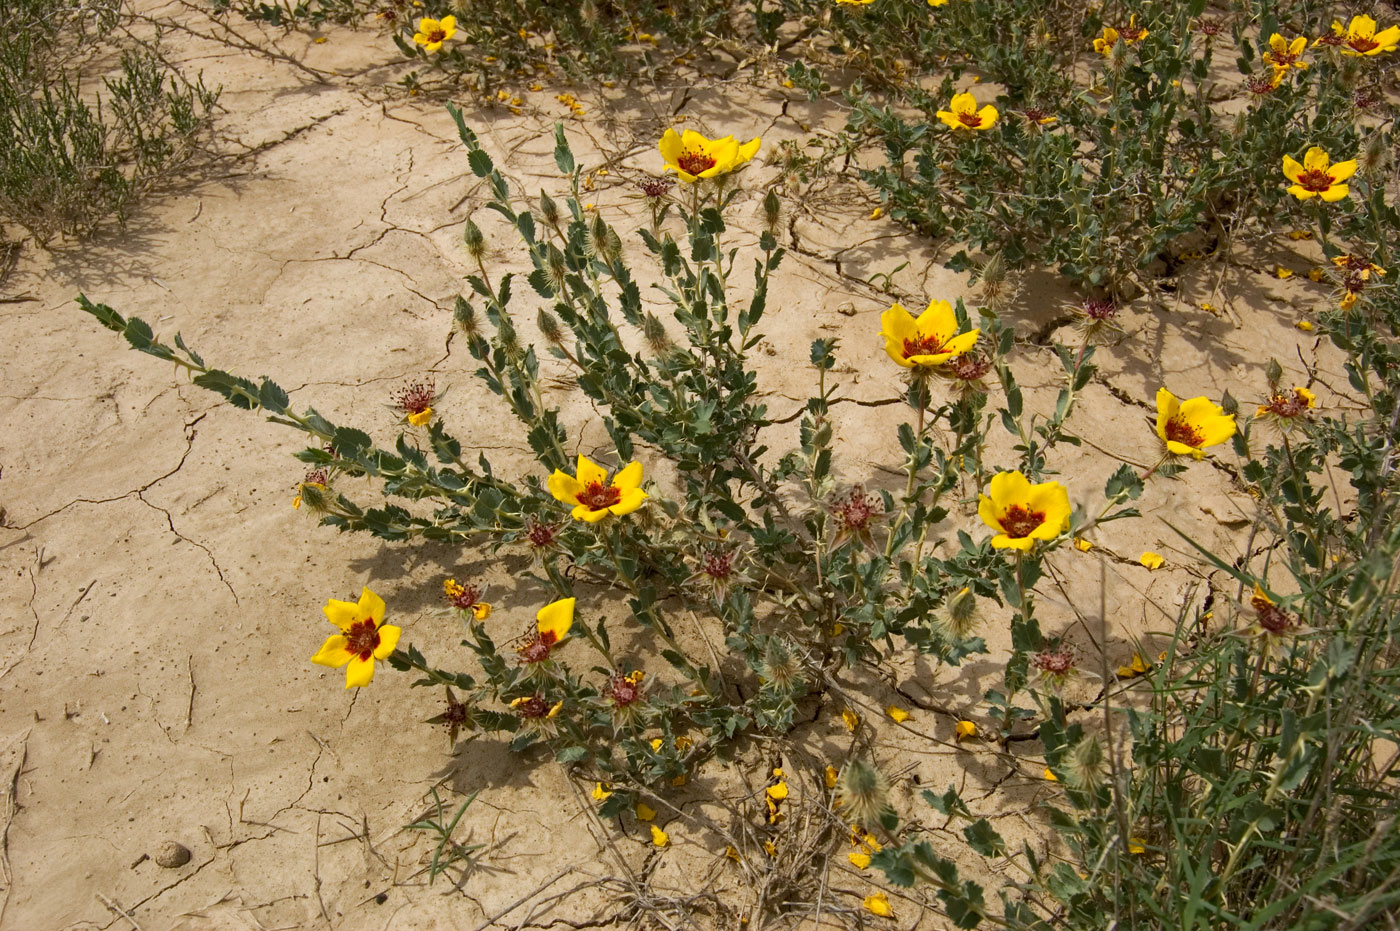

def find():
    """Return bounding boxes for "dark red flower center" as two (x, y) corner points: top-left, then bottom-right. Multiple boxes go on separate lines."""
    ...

(517, 695), (551, 718)
(424, 27), (445, 42)
(1035, 649), (1075, 675)
(527, 518), (558, 548)
(1348, 36), (1380, 53)
(947, 353), (992, 381)
(345, 619), (381, 661)
(576, 481), (621, 511)
(1252, 594), (1295, 633)
(1164, 416), (1205, 448)
(609, 675), (641, 706)
(958, 110), (983, 128)
(1296, 168), (1335, 192)
(677, 149), (717, 176)
(902, 332), (947, 359)
(1263, 391), (1309, 418)
(999, 504), (1045, 539)
(701, 549), (735, 580)
(518, 630), (558, 663)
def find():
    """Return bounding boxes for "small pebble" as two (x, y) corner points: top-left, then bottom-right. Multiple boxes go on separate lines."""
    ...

(155, 841), (191, 868)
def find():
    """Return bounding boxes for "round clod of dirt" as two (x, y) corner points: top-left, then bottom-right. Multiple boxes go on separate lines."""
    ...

(154, 841), (192, 868)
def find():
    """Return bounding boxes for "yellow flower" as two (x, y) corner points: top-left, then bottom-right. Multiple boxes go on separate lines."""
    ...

(1139, 552), (1164, 570)
(1282, 147), (1357, 202)
(658, 129), (760, 183)
(1117, 653), (1152, 678)
(311, 587), (401, 688)
(1334, 14), (1400, 56)
(977, 471), (1072, 551)
(1287, 229), (1314, 241)
(548, 455), (647, 522)
(886, 705), (910, 723)
(1093, 16), (1146, 56)
(849, 851), (872, 868)
(636, 802), (657, 822)
(413, 15), (456, 53)
(1263, 33), (1308, 70)
(879, 299), (979, 367)
(1155, 388), (1236, 459)
(650, 824), (669, 847)
(936, 92), (998, 131)
(863, 892), (894, 918)
(955, 720), (978, 740)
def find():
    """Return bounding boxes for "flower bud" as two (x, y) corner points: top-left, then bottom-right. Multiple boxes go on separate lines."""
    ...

(462, 218), (486, 261)
(537, 308), (563, 346)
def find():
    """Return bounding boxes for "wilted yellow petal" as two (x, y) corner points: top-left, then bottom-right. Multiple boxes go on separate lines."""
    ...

(1043, 768), (1058, 782)
(956, 720), (978, 739)
(592, 782), (611, 800)
(849, 851), (872, 869)
(841, 708), (860, 732)
(886, 705), (910, 723)
(636, 802), (657, 822)
(1140, 552), (1165, 570)
(650, 825), (669, 847)
(863, 892), (894, 917)
(1074, 537), (1093, 552)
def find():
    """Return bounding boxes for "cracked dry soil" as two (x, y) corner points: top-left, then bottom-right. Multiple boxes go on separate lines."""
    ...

(0, 6), (1359, 930)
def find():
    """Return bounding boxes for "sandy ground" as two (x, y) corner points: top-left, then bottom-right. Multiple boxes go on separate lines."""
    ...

(0, 4), (1357, 929)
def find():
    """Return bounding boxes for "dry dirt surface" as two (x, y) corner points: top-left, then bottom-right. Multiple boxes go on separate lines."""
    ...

(0, 5), (1356, 929)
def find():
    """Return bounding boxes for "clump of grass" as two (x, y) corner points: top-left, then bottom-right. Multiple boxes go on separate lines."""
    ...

(0, 0), (219, 243)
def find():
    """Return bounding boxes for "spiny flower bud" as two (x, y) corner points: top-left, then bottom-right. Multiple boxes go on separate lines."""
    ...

(545, 243), (570, 295)
(538, 191), (561, 227)
(759, 638), (804, 695)
(462, 218), (487, 261)
(939, 586), (981, 640)
(1061, 733), (1106, 791)
(1361, 132), (1387, 176)
(537, 308), (563, 346)
(454, 297), (480, 337)
(762, 188), (783, 234)
(642, 312), (671, 354)
(836, 759), (893, 830)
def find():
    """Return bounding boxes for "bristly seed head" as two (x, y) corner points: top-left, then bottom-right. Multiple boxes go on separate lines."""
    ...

(639, 177), (673, 199)
(836, 759), (893, 830)
(1081, 297), (1118, 322)
(393, 380), (435, 415)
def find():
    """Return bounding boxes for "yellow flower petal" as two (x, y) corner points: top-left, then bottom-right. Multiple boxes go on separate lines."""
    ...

(886, 705), (910, 723)
(344, 654), (375, 688)
(1139, 552), (1165, 570)
(372, 624), (401, 660)
(612, 460), (644, 492)
(575, 454), (608, 488)
(766, 782), (789, 801)
(955, 720), (977, 739)
(1043, 767), (1058, 782)
(547, 469), (583, 506)
(636, 802), (657, 822)
(323, 598), (361, 631)
(841, 708), (860, 732)
(593, 782), (612, 800)
(849, 851), (872, 868)
(825, 765), (838, 789)
(311, 635), (352, 669)
(650, 824), (669, 847)
(536, 597), (575, 643)
(1074, 537), (1093, 552)
(609, 487), (648, 517)
(357, 587), (386, 626)
(864, 892), (894, 918)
